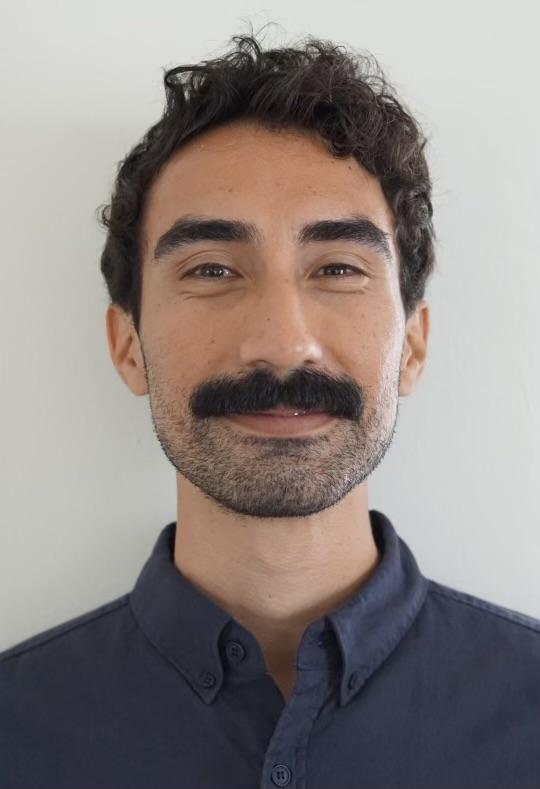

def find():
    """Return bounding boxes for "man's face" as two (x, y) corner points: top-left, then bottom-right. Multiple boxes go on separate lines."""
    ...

(114, 121), (425, 519)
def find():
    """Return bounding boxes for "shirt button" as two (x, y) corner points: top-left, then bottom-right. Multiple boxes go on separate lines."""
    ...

(225, 640), (246, 663)
(199, 671), (216, 688)
(348, 671), (360, 689)
(271, 764), (292, 787)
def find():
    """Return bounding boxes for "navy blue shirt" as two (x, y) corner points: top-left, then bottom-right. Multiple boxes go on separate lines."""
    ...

(1, 509), (539, 789)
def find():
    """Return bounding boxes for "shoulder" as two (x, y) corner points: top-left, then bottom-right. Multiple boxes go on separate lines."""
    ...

(425, 578), (540, 635)
(0, 594), (132, 669)
(421, 578), (540, 665)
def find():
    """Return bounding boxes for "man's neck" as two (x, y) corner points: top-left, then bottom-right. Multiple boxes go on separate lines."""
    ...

(173, 490), (381, 684)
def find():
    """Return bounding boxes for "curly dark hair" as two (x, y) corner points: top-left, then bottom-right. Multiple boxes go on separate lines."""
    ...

(97, 27), (436, 336)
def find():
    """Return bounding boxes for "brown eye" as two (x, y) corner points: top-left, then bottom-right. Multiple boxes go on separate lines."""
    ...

(183, 263), (234, 279)
(319, 263), (367, 278)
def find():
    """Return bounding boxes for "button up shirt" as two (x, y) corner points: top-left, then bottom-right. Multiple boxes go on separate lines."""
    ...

(1, 509), (539, 788)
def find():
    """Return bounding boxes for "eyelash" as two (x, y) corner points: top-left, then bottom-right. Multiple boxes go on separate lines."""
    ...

(183, 263), (368, 280)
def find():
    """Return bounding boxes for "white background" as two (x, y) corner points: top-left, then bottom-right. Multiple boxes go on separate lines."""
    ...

(1, 0), (539, 651)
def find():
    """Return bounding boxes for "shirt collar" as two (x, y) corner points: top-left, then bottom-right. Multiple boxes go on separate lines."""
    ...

(129, 509), (428, 708)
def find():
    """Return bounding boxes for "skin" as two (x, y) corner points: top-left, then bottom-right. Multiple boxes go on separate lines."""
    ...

(106, 120), (429, 703)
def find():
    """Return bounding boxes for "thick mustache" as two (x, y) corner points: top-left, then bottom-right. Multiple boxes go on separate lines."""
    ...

(189, 369), (363, 420)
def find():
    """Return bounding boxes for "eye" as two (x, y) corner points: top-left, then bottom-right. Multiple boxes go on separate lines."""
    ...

(183, 263), (235, 279)
(317, 263), (368, 279)
(182, 263), (368, 279)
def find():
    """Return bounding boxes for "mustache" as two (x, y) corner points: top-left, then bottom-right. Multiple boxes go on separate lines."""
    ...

(189, 367), (363, 420)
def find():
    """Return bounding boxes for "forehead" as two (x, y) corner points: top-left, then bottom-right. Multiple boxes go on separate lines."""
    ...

(141, 121), (396, 253)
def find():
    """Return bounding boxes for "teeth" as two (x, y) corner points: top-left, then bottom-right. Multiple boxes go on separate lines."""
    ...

(261, 410), (308, 416)
(248, 406), (326, 416)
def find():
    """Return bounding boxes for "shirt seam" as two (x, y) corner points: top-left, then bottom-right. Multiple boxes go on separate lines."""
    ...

(0, 594), (130, 664)
(427, 580), (540, 636)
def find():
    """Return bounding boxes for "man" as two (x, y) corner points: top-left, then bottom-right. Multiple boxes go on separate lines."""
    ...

(1, 29), (539, 789)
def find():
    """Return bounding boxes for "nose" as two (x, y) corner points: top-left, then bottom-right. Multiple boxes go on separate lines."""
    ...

(238, 284), (325, 374)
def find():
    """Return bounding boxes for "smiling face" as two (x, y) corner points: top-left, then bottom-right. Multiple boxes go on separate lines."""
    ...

(106, 120), (429, 519)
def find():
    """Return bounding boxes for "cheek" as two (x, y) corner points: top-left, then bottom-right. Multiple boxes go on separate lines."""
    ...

(147, 311), (219, 387)
(349, 321), (402, 383)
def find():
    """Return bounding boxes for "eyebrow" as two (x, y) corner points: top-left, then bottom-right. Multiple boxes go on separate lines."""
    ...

(152, 213), (393, 265)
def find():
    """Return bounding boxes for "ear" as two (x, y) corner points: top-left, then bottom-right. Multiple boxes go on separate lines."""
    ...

(398, 300), (430, 397)
(105, 304), (148, 396)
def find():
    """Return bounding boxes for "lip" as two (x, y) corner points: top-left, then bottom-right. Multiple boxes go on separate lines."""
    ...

(224, 411), (334, 436)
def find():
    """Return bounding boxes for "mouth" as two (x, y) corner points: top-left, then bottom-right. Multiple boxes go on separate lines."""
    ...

(248, 405), (326, 416)
(223, 407), (333, 436)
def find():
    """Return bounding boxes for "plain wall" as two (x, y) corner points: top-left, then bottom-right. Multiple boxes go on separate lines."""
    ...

(1, 0), (539, 651)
